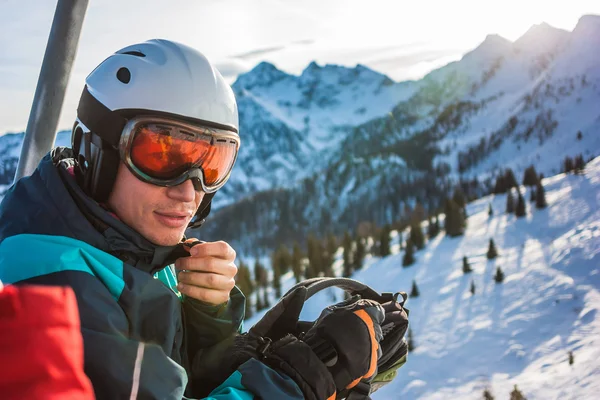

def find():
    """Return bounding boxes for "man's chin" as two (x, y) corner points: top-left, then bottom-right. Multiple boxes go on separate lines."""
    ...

(145, 227), (187, 247)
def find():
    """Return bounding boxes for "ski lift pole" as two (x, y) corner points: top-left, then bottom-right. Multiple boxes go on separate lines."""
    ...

(14, 0), (89, 182)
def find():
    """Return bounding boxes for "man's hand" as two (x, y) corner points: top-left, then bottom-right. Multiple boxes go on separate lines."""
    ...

(174, 240), (237, 305)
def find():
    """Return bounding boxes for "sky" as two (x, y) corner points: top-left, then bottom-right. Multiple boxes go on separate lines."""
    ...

(0, 0), (599, 134)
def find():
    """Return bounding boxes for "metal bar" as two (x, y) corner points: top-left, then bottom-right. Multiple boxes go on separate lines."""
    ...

(14, 0), (89, 182)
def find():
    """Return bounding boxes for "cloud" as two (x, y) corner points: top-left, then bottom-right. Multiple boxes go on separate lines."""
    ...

(215, 59), (253, 83)
(232, 46), (287, 60)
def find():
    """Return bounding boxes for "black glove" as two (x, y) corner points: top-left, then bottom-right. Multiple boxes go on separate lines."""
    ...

(188, 287), (334, 399)
(302, 296), (385, 398)
(369, 296), (410, 395)
(189, 287), (385, 400)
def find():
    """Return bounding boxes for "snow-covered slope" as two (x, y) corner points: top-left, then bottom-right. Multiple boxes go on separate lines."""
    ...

(245, 156), (600, 399)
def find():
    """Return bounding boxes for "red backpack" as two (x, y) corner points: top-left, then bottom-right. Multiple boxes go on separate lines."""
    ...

(0, 283), (94, 399)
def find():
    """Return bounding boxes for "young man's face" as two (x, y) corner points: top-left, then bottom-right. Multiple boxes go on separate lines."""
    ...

(107, 163), (204, 246)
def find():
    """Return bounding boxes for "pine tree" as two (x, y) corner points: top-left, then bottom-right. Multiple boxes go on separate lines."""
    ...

(277, 244), (291, 274)
(522, 165), (538, 186)
(510, 384), (526, 400)
(306, 234), (323, 278)
(407, 328), (415, 352)
(488, 203), (493, 217)
(483, 388), (495, 400)
(255, 291), (264, 312)
(427, 216), (436, 238)
(470, 280), (476, 295)
(444, 198), (465, 237)
(413, 202), (426, 224)
(569, 351), (574, 365)
(428, 215), (440, 238)
(453, 187), (466, 209)
(321, 234), (336, 278)
(403, 240), (415, 267)
(380, 224), (391, 257)
(271, 249), (282, 299)
(397, 230), (403, 251)
(254, 258), (268, 311)
(462, 256), (472, 274)
(291, 242), (303, 283)
(410, 280), (420, 297)
(506, 189), (515, 214)
(354, 234), (366, 270)
(324, 233), (337, 276)
(574, 154), (585, 173)
(535, 181), (547, 209)
(494, 266), (505, 283)
(564, 156), (574, 173)
(487, 239), (498, 259)
(505, 168), (518, 189)
(577, 131), (583, 140)
(494, 175), (507, 194)
(263, 289), (270, 308)
(235, 260), (255, 319)
(515, 190), (526, 218)
(529, 188), (536, 202)
(410, 221), (425, 250)
(342, 231), (353, 278)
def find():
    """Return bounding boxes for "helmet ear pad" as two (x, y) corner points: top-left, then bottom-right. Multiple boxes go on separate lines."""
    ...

(72, 125), (120, 204)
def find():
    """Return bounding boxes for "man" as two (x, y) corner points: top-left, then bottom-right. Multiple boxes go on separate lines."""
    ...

(0, 39), (385, 399)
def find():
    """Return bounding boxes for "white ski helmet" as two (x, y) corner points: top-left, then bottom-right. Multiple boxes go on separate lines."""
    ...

(72, 39), (239, 227)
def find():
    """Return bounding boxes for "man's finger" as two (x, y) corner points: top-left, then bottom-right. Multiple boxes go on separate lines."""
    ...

(178, 272), (236, 292)
(189, 241), (236, 260)
(178, 284), (230, 305)
(174, 258), (237, 277)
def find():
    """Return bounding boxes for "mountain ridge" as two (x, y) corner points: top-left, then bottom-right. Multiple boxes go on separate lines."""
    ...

(1, 16), (598, 252)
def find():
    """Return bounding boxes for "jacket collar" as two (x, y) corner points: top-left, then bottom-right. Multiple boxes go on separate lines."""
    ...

(53, 147), (187, 274)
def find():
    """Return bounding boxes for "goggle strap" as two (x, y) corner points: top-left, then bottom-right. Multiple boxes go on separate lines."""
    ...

(188, 192), (214, 229)
(77, 86), (127, 147)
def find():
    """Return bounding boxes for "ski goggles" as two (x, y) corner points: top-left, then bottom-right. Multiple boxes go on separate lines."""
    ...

(119, 117), (240, 193)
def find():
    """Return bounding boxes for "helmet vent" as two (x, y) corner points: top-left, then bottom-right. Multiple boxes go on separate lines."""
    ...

(121, 50), (146, 57)
(116, 67), (131, 84)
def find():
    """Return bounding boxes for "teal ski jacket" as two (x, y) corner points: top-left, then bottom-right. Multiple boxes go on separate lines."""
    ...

(0, 148), (305, 399)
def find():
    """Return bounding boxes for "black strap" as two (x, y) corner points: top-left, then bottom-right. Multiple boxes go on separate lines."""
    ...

(77, 86), (127, 147)
(346, 380), (372, 400)
(285, 277), (397, 304)
(188, 191), (214, 229)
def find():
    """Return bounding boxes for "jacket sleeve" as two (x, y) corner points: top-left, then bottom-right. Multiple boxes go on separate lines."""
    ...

(182, 286), (246, 396)
(17, 271), (304, 400)
(157, 264), (244, 351)
(182, 286), (245, 350)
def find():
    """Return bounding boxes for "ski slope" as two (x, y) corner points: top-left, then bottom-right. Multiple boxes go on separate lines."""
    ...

(245, 156), (600, 399)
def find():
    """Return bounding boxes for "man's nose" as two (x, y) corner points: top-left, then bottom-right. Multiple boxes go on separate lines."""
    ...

(166, 179), (199, 203)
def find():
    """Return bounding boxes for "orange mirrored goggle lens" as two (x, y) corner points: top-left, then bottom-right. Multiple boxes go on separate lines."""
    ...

(129, 123), (237, 186)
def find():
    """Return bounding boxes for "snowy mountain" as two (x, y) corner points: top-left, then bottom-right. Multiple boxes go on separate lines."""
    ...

(244, 156), (600, 400)
(219, 61), (417, 205)
(201, 15), (600, 251)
